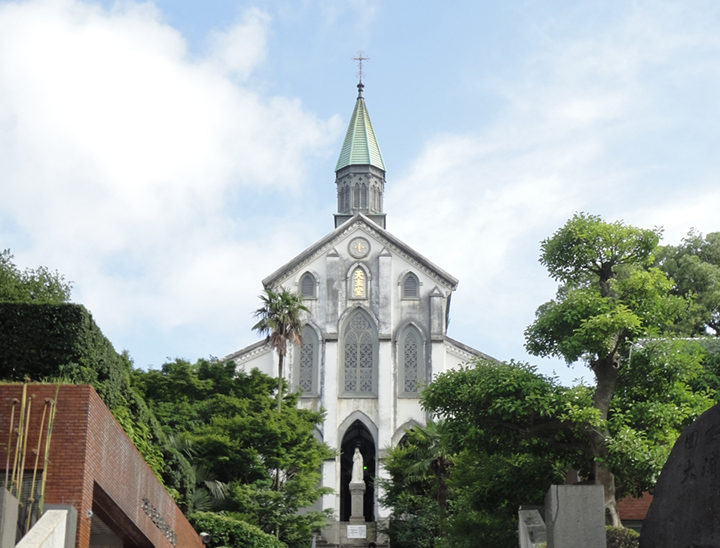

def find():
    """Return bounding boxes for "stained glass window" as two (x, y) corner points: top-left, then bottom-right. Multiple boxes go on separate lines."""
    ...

(343, 311), (376, 395)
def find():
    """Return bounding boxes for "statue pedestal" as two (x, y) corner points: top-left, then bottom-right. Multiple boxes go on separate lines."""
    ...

(349, 481), (366, 525)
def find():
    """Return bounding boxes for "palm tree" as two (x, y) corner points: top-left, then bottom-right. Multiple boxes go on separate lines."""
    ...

(252, 287), (309, 413)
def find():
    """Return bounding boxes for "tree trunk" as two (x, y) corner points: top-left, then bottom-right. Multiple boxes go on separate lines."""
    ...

(277, 352), (284, 413)
(275, 352), (284, 492)
(437, 467), (448, 536)
(591, 355), (623, 527)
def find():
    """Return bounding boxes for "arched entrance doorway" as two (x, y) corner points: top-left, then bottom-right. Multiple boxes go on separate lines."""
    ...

(340, 420), (376, 522)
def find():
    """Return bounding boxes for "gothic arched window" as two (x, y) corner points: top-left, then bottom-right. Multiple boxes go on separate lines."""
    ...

(344, 186), (350, 211)
(402, 273), (419, 299)
(300, 272), (316, 298)
(342, 310), (377, 397)
(399, 325), (424, 396)
(295, 325), (318, 396)
(353, 185), (360, 208)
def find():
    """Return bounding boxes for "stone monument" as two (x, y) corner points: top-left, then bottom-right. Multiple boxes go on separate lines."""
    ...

(640, 402), (720, 548)
(349, 448), (366, 526)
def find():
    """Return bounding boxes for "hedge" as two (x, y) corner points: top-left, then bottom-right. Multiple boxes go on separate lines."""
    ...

(190, 512), (286, 548)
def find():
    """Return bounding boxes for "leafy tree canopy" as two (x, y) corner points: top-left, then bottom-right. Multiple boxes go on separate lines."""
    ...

(522, 213), (691, 524)
(657, 230), (720, 336)
(133, 358), (332, 548)
(380, 404), (566, 548)
(420, 349), (712, 542)
(0, 249), (72, 303)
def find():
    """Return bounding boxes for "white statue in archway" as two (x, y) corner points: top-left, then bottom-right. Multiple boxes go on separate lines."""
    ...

(351, 447), (364, 484)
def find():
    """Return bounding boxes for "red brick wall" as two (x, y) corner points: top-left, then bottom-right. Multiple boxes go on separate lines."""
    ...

(0, 384), (202, 548)
(618, 492), (653, 521)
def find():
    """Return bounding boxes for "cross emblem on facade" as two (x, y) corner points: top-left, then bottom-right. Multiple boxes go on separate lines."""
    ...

(352, 240), (367, 254)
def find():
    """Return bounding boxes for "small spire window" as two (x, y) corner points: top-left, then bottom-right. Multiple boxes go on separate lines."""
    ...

(361, 183), (368, 208)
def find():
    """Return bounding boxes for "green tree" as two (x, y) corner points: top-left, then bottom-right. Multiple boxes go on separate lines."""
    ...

(656, 230), (720, 336)
(380, 404), (566, 548)
(401, 420), (453, 536)
(422, 352), (712, 542)
(523, 213), (684, 524)
(0, 249), (72, 303)
(252, 288), (309, 413)
(380, 438), (441, 548)
(134, 358), (332, 548)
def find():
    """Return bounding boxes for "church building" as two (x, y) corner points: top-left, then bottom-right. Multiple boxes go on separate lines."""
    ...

(223, 79), (491, 543)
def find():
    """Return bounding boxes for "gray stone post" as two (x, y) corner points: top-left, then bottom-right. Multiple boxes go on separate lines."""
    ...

(349, 481), (366, 525)
(0, 489), (18, 548)
(545, 485), (606, 548)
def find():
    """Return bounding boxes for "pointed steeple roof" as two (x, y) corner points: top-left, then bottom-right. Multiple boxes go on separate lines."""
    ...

(335, 83), (386, 172)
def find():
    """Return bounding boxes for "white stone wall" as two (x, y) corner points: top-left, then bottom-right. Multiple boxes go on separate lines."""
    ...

(16, 510), (67, 548)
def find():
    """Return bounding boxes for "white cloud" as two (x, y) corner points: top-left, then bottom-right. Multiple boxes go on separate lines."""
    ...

(0, 0), (341, 357)
(207, 7), (270, 79)
(387, 1), (720, 383)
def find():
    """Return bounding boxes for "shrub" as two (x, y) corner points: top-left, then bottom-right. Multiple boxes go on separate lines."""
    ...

(189, 512), (286, 548)
(606, 526), (640, 548)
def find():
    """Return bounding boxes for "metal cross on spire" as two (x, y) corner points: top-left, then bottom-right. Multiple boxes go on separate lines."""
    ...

(353, 51), (370, 84)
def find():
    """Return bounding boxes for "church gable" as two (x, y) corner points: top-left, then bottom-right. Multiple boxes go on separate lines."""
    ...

(263, 214), (459, 294)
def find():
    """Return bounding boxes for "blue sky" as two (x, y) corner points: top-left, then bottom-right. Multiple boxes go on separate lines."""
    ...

(1, 0), (719, 385)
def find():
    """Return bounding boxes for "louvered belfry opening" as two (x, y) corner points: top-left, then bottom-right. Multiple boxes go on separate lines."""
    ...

(403, 273), (419, 298)
(300, 273), (315, 298)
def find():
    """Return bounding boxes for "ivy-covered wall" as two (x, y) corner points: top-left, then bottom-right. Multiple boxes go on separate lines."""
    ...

(0, 302), (195, 509)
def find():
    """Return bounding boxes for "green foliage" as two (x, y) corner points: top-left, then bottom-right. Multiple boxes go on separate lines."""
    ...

(527, 213), (683, 367)
(252, 288), (310, 358)
(657, 230), (720, 336)
(135, 358), (332, 548)
(0, 249), (72, 304)
(421, 360), (589, 456)
(0, 304), (125, 397)
(380, 409), (565, 548)
(189, 512), (286, 548)
(419, 349), (714, 535)
(523, 213), (695, 524)
(606, 525), (639, 548)
(538, 213), (660, 285)
(0, 302), (195, 497)
(608, 339), (714, 497)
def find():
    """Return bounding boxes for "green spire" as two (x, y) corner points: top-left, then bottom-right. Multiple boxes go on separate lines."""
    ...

(335, 83), (386, 172)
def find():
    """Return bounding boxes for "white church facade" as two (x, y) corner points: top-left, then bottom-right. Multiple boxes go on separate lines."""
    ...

(223, 81), (491, 542)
